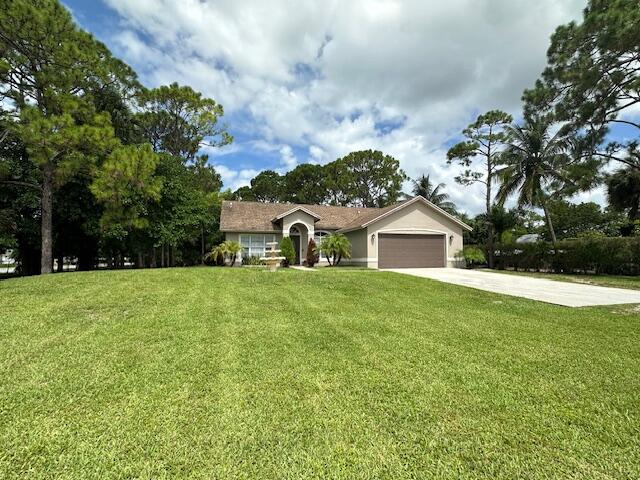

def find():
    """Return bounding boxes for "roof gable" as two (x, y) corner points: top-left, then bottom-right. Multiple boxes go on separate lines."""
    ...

(338, 196), (472, 232)
(273, 206), (321, 221)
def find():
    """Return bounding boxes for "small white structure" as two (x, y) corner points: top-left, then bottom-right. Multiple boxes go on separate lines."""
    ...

(260, 242), (285, 272)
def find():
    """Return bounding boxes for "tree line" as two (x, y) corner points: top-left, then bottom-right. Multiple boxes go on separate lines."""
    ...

(232, 149), (406, 208)
(2, 0), (638, 275)
(446, 0), (640, 267)
(0, 0), (232, 274)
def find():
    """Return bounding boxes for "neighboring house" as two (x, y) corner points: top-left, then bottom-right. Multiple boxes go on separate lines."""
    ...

(220, 195), (472, 268)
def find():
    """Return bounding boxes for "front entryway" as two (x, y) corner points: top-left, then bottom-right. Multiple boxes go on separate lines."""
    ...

(292, 235), (301, 265)
(378, 233), (445, 269)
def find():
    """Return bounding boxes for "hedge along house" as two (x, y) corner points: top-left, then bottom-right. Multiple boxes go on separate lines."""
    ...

(219, 196), (472, 268)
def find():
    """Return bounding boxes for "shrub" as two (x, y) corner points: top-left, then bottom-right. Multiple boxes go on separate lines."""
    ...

(457, 246), (486, 268)
(242, 255), (265, 266)
(206, 240), (241, 267)
(319, 233), (351, 266)
(494, 236), (640, 275)
(306, 238), (319, 267)
(280, 236), (296, 267)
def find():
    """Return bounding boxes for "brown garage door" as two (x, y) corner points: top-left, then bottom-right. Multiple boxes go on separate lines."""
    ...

(378, 233), (445, 268)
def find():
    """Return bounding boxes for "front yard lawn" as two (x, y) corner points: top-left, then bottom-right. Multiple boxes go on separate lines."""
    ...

(1, 267), (639, 479)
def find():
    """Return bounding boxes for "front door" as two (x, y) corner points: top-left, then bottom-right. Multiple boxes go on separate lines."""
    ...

(292, 235), (301, 265)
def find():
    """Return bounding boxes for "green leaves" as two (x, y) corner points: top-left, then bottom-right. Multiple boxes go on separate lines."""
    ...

(523, 0), (640, 170)
(91, 144), (163, 238)
(233, 150), (407, 208)
(446, 110), (512, 194)
(336, 150), (407, 207)
(319, 233), (352, 266)
(279, 236), (296, 266)
(136, 82), (232, 160)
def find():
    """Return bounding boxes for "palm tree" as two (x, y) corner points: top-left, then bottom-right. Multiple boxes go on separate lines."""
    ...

(206, 240), (241, 266)
(319, 233), (352, 266)
(206, 243), (228, 266)
(496, 120), (570, 244)
(411, 174), (457, 213)
(223, 240), (241, 267)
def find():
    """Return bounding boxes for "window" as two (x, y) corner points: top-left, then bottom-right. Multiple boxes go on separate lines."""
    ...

(240, 234), (277, 259)
(313, 231), (331, 260)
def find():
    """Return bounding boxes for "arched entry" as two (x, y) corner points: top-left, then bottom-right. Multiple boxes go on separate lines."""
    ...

(288, 223), (309, 265)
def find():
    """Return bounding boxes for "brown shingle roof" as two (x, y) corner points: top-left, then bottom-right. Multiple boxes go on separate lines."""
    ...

(220, 200), (383, 232)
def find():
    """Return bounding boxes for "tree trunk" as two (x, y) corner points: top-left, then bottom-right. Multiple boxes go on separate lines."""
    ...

(542, 204), (557, 244)
(56, 252), (64, 273)
(161, 244), (165, 268)
(40, 163), (54, 274)
(486, 153), (495, 269)
(201, 225), (205, 264)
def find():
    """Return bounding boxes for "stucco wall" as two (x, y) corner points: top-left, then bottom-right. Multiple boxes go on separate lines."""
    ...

(342, 229), (369, 266)
(365, 202), (465, 268)
(224, 231), (283, 266)
(281, 210), (316, 262)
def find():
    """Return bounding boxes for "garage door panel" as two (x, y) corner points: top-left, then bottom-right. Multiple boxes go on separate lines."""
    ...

(378, 233), (445, 268)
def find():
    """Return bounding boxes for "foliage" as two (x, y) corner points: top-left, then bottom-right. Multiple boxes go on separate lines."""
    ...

(523, 0), (640, 171)
(282, 164), (327, 204)
(306, 238), (319, 267)
(90, 144), (163, 238)
(0, 0), (136, 273)
(545, 200), (617, 240)
(496, 119), (573, 243)
(224, 241), (241, 267)
(411, 174), (457, 213)
(207, 240), (241, 267)
(233, 150), (406, 208)
(606, 167), (640, 221)
(495, 237), (640, 275)
(249, 170), (283, 202)
(136, 82), (232, 160)
(338, 150), (407, 207)
(319, 233), (352, 266)
(207, 243), (227, 266)
(447, 110), (512, 267)
(241, 255), (266, 266)
(457, 246), (486, 268)
(280, 236), (296, 267)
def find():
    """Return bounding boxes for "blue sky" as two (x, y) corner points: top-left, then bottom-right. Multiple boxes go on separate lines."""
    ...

(62, 0), (633, 213)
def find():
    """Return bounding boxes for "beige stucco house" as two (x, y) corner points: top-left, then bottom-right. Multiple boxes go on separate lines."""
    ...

(219, 196), (472, 268)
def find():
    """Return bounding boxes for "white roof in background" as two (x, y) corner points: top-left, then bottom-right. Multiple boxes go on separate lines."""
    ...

(516, 234), (541, 244)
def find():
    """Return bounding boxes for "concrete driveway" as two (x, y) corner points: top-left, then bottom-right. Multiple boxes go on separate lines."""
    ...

(384, 268), (640, 307)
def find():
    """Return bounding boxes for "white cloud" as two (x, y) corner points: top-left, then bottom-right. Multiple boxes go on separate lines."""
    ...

(213, 164), (260, 191)
(279, 145), (297, 169)
(102, 0), (588, 213)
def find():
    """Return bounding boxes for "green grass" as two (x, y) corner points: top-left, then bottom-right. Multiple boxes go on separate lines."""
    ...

(485, 269), (640, 290)
(1, 267), (639, 479)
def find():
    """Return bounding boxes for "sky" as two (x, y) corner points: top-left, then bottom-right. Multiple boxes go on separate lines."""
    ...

(62, 0), (622, 214)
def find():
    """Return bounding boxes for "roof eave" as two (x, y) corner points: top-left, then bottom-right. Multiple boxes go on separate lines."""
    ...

(272, 206), (322, 222)
(353, 196), (473, 232)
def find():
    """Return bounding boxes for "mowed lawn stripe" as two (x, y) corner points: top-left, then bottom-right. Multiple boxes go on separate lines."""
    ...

(0, 267), (638, 479)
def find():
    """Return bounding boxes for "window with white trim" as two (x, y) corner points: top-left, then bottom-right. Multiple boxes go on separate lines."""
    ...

(313, 230), (331, 260)
(239, 234), (277, 259)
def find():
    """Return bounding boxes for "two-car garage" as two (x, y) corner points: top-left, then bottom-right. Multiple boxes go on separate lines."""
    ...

(377, 233), (446, 269)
